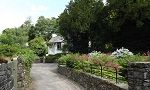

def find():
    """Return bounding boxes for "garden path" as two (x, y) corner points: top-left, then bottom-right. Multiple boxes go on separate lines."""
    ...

(30, 63), (85, 90)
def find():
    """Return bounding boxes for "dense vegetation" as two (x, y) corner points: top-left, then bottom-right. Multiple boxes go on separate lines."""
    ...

(59, 0), (150, 53)
(28, 16), (59, 41)
(0, 19), (36, 70)
(58, 49), (150, 82)
(0, 16), (58, 70)
(45, 53), (65, 63)
(29, 37), (47, 57)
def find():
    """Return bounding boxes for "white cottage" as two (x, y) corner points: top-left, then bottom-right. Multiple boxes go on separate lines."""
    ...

(48, 34), (64, 55)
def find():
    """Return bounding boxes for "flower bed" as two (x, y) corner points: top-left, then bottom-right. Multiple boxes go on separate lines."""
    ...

(58, 48), (150, 83)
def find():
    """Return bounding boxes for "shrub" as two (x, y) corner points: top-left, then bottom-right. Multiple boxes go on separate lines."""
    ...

(18, 48), (38, 70)
(58, 54), (77, 68)
(111, 48), (142, 78)
(45, 55), (57, 63)
(45, 53), (65, 63)
(146, 56), (150, 61)
(111, 47), (133, 58)
(117, 55), (142, 68)
(0, 44), (19, 57)
(58, 52), (147, 82)
(89, 51), (101, 58)
(66, 59), (75, 68)
(72, 54), (88, 69)
(117, 55), (142, 79)
(89, 51), (114, 65)
(0, 44), (38, 70)
(58, 55), (67, 65)
(29, 37), (47, 57)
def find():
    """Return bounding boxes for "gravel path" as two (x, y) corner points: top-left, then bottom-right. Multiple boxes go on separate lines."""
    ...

(30, 63), (85, 90)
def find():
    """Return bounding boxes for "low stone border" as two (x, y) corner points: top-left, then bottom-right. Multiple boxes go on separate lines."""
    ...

(58, 65), (128, 90)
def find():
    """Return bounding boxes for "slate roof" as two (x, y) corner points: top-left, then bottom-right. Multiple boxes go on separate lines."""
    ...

(49, 36), (64, 43)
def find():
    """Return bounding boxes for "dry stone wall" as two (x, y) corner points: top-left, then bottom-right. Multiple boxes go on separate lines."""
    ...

(128, 62), (150, 90)
(0, 57), (27, 90)
(58, 65), (128, 90)
(0, 62), (14, 90)
(58, 62), (150, 90)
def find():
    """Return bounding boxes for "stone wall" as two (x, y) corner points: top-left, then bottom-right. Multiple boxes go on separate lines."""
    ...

(0, 57), (28, 90)
(0, 62), (14, 90)
(128, 62), (150, 90)
(58, 65), (128, 90)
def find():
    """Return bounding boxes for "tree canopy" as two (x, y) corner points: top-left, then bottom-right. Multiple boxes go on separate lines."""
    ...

(59, 0), (104, 53)
(59, 0), (150, 53)
(28, 16), (59, 41)
(28, 37), (47, 57)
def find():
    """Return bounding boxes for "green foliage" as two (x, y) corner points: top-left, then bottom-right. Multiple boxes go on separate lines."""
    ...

(0, 44), (19, 57)
(45, 55), (56, 63)
(29, 37), (47, 57)
(98, 54), (115, 65)
(106, 0), (150, 52)
(58, 55), (67, 65)
(58, 53), (147, 82)
(59, 0), (150, 53)
(1, 28), (28, 46)
(116, 55), (143, 78)
(66, 59), (75, 68)
(117, 55), (142, 68)
(62, 42), (69, 52)
(20, 17), (32, 30)
(89, 51), (102, 58)
(146, 56), (150, 61)
(59, 0), (104, 53)
(0, 44), (37, 70)
(89, 51), (115, 65)
(0, 20), (37, 71)
(18, 48), (38, 70)
(28, 16), (59, 41)
(45, 53), (64, 63)
(59, 53), (116, 68)
(58, 54), (77, 66)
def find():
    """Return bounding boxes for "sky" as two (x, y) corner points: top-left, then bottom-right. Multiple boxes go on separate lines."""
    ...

(0, 0), (70, 33)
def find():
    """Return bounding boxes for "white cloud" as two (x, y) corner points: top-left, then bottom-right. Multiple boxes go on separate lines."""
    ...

(0, 4), (48, 34)
(0, 8), (26, 34)
(28, 5), (49, 24)
(30, 5), (48, 15)
(0, 0), (69, 34)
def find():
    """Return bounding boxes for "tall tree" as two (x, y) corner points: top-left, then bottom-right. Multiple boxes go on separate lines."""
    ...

(59, 0), (150, 53)
(59, 0), (103, 53)
(28, 16), (59, 41)
(106, 0), (150, 52)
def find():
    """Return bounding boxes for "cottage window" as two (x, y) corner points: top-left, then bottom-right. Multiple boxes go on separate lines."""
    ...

(57, 42), (61, 50)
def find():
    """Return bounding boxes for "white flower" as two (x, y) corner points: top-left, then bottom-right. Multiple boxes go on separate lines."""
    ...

(111, 47), (133, 58)
(89, 51), (101, 58)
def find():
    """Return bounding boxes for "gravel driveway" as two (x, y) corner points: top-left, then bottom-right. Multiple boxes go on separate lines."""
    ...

(30, 63), (85, 90)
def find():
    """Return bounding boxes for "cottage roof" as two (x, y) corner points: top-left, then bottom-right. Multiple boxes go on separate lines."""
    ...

(49, 36), (64, 43)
